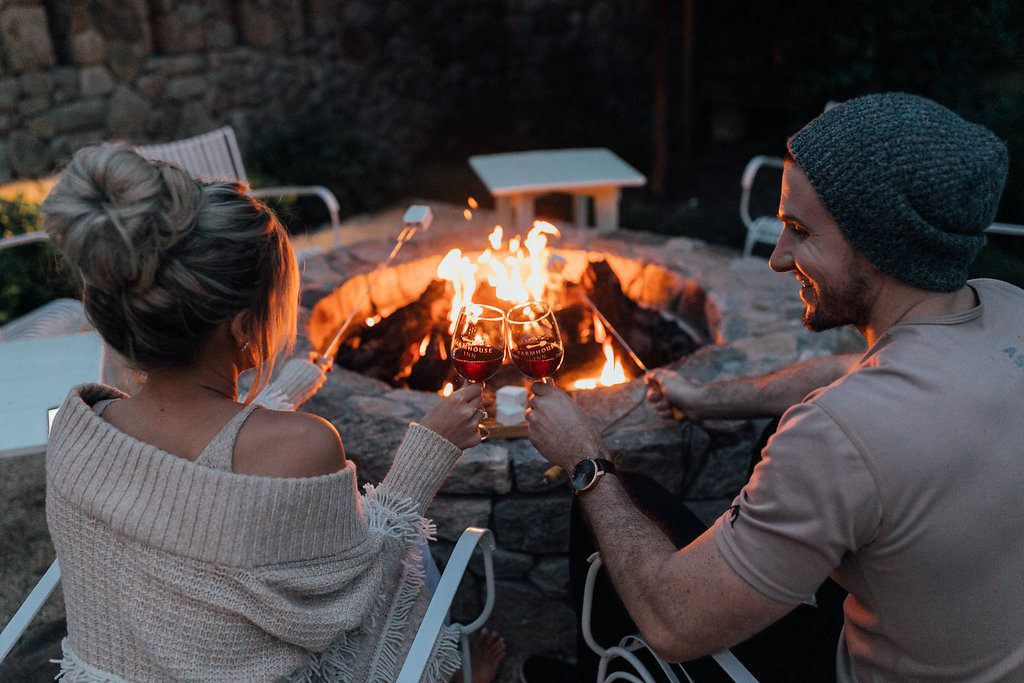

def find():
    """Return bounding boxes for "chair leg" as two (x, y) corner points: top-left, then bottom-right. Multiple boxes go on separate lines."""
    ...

(593, 188), (620, 233)
(743, 231), (756, 258)
(511, 194), (536, 231)
(574, 194), (590, 231)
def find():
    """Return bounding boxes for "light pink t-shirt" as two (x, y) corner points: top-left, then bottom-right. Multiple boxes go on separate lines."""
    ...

(715, 279), (1024, 681)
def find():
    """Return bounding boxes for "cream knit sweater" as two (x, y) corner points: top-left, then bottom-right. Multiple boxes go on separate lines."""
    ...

(46, 384), (463, 682)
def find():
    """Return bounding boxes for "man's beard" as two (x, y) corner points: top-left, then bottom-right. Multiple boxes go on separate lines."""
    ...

(803, 269), (871, 332)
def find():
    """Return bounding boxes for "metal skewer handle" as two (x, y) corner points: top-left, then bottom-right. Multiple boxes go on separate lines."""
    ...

(315, 205), (433, 369)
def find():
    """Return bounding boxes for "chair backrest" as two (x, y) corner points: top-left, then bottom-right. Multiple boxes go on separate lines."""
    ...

(135, 126), (249, 184)
(739, 155), (785, 230)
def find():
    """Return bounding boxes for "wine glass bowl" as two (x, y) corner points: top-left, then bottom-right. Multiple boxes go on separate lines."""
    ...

(506, 301), (564, 380)
(450, 304), (506, 383)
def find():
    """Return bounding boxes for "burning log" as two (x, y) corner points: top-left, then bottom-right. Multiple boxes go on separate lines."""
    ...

(333, 279), (451, 384)
(580, 259), (702, 369)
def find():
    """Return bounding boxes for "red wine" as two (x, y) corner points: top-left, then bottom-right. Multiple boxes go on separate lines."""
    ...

(511, 339), (564, 378)
(452, 345), (503, 382)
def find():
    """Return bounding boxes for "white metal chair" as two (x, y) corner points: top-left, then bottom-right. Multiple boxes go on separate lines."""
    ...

(739, 155), (785, 258)
(581, 552), (757, 683)
(135, 126), (343, 247)
(398, 527), (497, 682)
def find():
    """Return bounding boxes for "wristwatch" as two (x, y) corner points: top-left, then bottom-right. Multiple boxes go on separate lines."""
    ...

(570, 458), (617, 495)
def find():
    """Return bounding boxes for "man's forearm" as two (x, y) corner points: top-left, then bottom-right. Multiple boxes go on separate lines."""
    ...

(577, 476), (794, 662)
(577, 475), (685, 651)
(696, 352), (859, 420)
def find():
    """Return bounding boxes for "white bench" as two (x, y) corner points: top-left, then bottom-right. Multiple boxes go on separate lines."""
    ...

(469, 148), (646, 233)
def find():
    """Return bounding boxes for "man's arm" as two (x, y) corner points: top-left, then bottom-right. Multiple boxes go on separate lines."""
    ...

(647, 352), (860, 421)
(579, 473), (794, 661)
(526, 382), (795, 662)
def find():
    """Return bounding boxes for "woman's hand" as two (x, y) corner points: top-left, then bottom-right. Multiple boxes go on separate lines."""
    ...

(645, 369), (706, 422)
(419, 383), (485, 450)
(526, 380), (610, 470)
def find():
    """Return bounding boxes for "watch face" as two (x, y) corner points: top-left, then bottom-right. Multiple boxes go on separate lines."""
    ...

(571, 459), (597, 491)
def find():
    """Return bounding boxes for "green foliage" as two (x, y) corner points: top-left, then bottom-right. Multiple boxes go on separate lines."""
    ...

(248, 111), (409, 233)
(0, 196), (78, 326)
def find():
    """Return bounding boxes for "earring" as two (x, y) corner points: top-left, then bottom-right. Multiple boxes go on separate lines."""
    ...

(241, 342), (250, 352)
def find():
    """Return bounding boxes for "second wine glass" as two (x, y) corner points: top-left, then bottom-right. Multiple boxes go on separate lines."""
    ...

(450, 304), (506, 383)
(507, 300), (564, 381)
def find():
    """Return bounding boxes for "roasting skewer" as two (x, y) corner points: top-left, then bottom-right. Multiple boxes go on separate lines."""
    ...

(541, 269), (685, 485)
(315, 205), (434, 368)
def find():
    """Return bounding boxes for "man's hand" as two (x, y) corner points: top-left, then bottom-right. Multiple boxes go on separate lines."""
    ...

(645, 369), (706, 422)
(526, 381), (610, 470)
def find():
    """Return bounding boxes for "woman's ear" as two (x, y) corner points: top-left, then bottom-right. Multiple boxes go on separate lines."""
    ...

(229, 311), (249, 348)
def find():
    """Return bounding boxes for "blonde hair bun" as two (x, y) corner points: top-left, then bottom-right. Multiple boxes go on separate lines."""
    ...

(41, 143), (298, 392)
(41, 143), (201, 294)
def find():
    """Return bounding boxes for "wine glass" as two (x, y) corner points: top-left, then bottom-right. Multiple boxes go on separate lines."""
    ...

(450, 304), (506, 384)
(507, 300), (563, 382)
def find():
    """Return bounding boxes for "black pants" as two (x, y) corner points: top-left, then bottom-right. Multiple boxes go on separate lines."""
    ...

(569, 422), (846, 682)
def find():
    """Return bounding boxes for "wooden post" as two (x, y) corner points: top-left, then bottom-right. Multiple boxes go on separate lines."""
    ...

(651, 0), (670, 196)
(679, 0), (696, 186)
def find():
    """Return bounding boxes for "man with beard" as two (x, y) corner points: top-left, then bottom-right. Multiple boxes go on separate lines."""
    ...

(523, 93), (1024, 682)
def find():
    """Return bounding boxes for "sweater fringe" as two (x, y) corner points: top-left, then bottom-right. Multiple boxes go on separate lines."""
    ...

(287, 485), (459, 682)
(52, 639), (129, 683)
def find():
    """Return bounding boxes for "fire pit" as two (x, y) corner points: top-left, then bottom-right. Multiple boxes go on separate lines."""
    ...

(308, 222), (712, 396)
(293, 203), (863, 660)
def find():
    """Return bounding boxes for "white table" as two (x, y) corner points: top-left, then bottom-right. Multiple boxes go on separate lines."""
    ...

(469, 148), (646, 233)
(0, 331), (103, 457)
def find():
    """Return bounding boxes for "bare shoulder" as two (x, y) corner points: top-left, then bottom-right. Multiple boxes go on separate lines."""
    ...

(233, 408), (346, 478)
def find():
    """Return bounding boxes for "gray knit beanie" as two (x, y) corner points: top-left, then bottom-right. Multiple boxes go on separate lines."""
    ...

(787, 92), (1008, 291)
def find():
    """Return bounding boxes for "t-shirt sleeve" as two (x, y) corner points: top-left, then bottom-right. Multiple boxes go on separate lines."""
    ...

(713, 401), (882, 605)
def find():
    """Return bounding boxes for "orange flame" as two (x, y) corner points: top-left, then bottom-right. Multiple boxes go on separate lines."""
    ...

(441, 382), (454, 397)
(418, 335), (430, 356)
(467, 197), (479, 209)
(488, 225), (503, 250)
(571, 338), (627, 390)
(436, 220), (562, 324)
(437, 249), (478, 333)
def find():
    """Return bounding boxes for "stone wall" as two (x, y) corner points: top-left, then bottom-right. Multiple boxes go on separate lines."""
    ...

(0, 0), (655, 185)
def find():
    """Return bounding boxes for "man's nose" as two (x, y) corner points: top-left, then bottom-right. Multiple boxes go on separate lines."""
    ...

(768, 230), (793, 273)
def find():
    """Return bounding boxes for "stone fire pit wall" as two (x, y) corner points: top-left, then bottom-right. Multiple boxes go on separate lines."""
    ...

(297, 215), (863, 658)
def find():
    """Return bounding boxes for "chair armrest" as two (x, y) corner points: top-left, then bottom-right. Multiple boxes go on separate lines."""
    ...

(581, 552), (758, 683)
(985, 222), (1024, 237)
(250, 185), (343, 248)
(396, 527), (496, 683)
(0, 231), (50, 253)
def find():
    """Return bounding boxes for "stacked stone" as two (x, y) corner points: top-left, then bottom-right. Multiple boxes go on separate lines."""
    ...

(297, 222), (864, 659)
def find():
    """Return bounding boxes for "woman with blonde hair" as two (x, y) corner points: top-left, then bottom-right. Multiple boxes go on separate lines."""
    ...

(42, 143), (501, 681)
